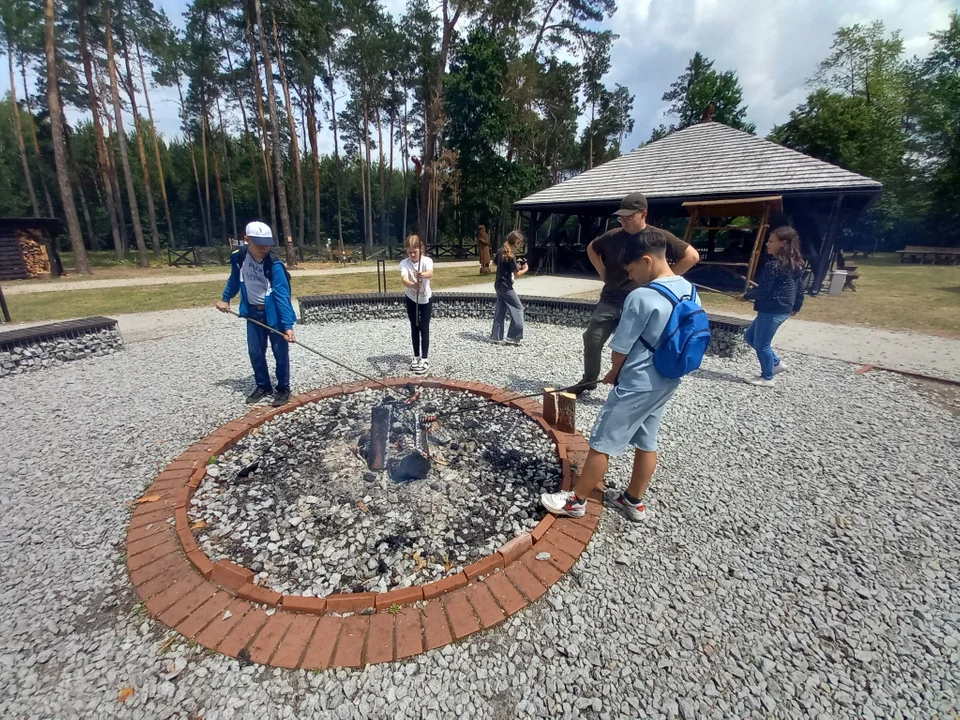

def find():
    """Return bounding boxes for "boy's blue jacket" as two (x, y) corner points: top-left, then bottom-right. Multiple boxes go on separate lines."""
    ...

(221, 248), (298, 331)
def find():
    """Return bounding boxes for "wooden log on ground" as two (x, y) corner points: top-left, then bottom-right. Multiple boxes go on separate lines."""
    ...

(556, 392), (576, 433)
(368, 405), (391, 470)
(542, 387), (558, 426)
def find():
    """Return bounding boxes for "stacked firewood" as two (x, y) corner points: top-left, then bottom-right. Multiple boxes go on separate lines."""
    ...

(18, 232), (50, 277)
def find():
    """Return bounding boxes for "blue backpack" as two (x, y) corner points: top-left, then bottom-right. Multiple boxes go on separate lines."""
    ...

(638, 282), (711, 379)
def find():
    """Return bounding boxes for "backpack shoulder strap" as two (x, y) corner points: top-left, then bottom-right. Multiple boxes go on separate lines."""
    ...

(234, 246), (248, 264)
(646, 281), (680, 306)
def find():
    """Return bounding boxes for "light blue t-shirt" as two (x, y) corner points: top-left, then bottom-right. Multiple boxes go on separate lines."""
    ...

(241, 252), (269, 305)
(609, 275), (700, 392)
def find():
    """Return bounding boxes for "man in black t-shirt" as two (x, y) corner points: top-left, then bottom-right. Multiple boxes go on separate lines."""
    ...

(576, 192), (700, 393)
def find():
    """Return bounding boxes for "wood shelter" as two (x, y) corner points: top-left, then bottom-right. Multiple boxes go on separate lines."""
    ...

(0, 217), (65, 281)
(680, 196), (783, 292)
(512, 122), (883, 294)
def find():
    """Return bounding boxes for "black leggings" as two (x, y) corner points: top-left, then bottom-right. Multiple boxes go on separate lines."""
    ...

(405, 297), (432, 358)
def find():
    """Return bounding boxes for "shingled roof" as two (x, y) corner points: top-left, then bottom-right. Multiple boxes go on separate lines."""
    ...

(513, 122), (882, 212)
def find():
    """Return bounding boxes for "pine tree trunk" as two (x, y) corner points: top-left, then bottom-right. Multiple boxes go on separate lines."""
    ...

(246, 16), (277, 235)
(211, 138), (229, 245)
(362, 99), (373, 249)
(117, 9), (160, 256)
(78, 0), (124, 259)
(135, 36), (175, 252)
(175, 74), (209, 247)
(96, 69), (128, 256)
(325, 61), (344, 257)
(200, 106), (214, 245)
(418, 3), (461, 250)
(252, 0), (294, 265)
(359, 150), (368, 250)
(214, 95), (238, 242)
(217, 12), (262, 220)
(306, 86), (322, 250)
(43, 0), (90, 273)
(272, 17), (304, 249)
(19, 56), (55, 217)
(401, 95), (410, 244)
(103, 0), (148, 267)
(7, 43), (39, 216)
(376, 107), (387, 250)
(60, 101), (98, 248)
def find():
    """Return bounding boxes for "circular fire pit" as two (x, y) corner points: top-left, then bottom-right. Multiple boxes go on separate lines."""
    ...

(125, 377), (598, 669)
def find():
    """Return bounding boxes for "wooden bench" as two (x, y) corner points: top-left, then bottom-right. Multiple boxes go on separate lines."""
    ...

(896, 246), (960, 265)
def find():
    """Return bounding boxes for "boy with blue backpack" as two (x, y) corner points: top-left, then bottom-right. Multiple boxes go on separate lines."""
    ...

(216, 221), (297, 407)
(541, 231), (710, 522)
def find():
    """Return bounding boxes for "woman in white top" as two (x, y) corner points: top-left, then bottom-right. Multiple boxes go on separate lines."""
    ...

(399, 234), (435, 374)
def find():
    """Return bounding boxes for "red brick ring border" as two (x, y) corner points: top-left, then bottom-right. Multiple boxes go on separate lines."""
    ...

(125, 377), (603, 669)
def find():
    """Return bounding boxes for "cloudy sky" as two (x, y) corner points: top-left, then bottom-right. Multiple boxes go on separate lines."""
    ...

(2, 0), (954, 156)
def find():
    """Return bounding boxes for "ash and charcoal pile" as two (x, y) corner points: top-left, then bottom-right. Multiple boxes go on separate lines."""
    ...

(189, 387), (561, 597)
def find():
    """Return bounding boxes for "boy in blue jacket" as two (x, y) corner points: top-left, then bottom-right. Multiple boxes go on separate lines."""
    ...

(216, 221), (297, 406)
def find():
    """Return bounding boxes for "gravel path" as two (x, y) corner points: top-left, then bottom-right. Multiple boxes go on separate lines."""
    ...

(1, 313), (958, 719)
(4, 261), (478, 295)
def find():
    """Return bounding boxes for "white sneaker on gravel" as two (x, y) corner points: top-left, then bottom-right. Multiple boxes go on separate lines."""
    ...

(540, 490), (585, 518)
(419, 359), (430, 375)
(410, 357), (422, 372)
(613, 492), (649, 522)
(746, 377), (775, 387)
(773, 361), (788, 375)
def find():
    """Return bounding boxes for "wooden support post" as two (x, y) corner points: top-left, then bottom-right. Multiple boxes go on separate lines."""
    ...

(368, 405), (391, 470)
(745, 206), (771, 294)
(542, 387), (558, 427)
(556, 392), (576, 433)
(0, 280), (10, 323)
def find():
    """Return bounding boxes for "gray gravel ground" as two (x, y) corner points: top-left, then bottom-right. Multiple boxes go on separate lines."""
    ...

(0, 311), (958, 719)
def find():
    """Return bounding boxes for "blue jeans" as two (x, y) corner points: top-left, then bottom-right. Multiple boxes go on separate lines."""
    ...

(745, 312), (789, 380)
(246, 307), (290, 391)
(492, 288), (524, 341)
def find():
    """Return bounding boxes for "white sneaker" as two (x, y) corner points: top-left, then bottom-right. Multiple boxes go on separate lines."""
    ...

(773, 361), (788, 375)
(746, 377), (775, 387)
(419, 359), (430, 375)
(410, 357), (422, 372)
(505, 337), (523, 346)
(540, 490), (586, 518)
(614, 492), (649, 522)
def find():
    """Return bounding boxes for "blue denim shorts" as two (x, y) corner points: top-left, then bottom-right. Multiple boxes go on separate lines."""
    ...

(589, 384), (678, 454)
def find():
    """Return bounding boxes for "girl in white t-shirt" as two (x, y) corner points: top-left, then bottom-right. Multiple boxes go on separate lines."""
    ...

(399, 234), (435, 374)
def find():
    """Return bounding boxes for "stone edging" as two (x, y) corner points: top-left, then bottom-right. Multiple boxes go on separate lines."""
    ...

(297, 292), (751, 358)
(126, 377), (600, 669)
(0, 316), (122, 378)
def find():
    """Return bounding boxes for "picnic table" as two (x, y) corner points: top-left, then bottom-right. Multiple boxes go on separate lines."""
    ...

(895, 246), (960, 265)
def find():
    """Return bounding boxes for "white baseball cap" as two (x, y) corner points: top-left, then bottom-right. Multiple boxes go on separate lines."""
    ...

(244, 221), (274, 246)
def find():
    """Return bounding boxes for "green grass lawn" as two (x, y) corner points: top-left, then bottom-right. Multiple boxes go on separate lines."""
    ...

(570, 254), (960, 339)
(5, 266), (484, 323)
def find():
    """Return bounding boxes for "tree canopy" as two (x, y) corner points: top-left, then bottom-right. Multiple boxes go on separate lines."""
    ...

(0, 1), (956, 275)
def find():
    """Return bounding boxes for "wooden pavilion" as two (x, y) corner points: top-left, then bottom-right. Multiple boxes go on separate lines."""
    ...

(512, 121), (883, 294)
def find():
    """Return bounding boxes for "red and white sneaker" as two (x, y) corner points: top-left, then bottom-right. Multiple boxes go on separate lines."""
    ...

(540, 491), (586, 518)
(614, 492), (649, 522)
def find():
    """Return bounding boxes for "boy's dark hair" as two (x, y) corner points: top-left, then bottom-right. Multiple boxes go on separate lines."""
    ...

(620, 228), (667, 265)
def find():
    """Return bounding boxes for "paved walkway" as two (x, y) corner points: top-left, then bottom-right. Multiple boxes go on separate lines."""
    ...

(445, 275), (604, 297)
(443, 276), (960, 381)
(5, 270), (959, 381)
(3, 261), (478, 295)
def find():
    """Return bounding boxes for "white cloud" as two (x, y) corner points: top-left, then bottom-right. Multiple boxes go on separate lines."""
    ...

(607, 0), (955, 149)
